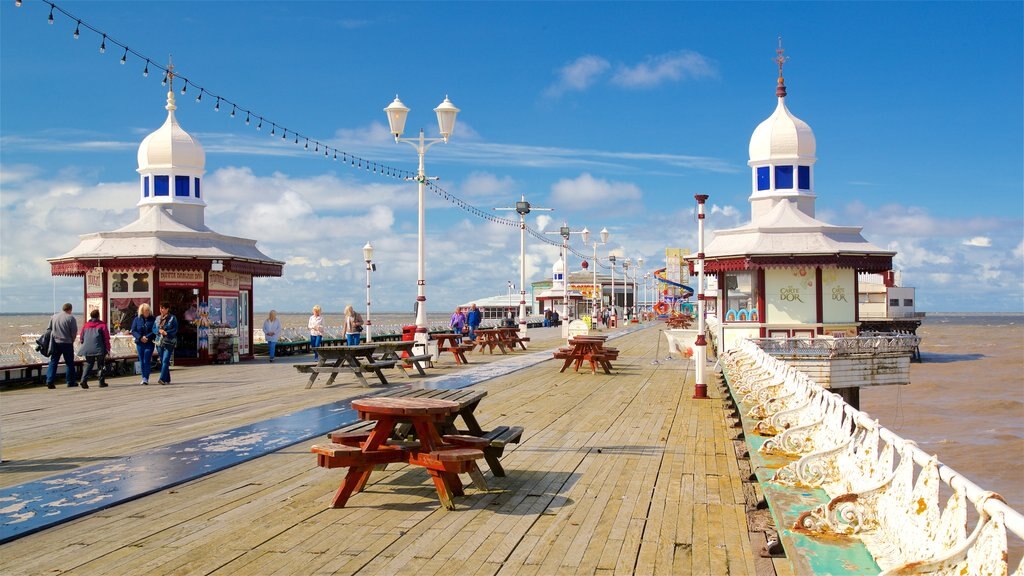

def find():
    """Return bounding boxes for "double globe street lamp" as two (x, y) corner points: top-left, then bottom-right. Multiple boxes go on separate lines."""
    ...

(384, 95), (460, 352)
(495, 196), (552, 340)
(585, 228), (609, 322)
(362, 241), (375, 342)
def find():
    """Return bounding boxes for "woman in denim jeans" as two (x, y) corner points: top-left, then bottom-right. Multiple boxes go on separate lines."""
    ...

(156, 302), (178, 385)
(308, 305), (324, 359)
(131, 303), (157, 385)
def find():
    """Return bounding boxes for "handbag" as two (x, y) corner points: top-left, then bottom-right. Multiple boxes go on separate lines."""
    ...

(35, 328), (52, 357)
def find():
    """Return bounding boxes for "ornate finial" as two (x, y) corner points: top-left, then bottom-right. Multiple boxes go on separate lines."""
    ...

(774, 36), (788, 98)
(165, 55), (177, 111)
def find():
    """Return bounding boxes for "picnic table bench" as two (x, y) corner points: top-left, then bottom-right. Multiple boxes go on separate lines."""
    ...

(497, 326), (529, 350)
(553, 335), (619, 374)
(432, 333), (474, 365)
(327, 386), (524, 477)
(472, 328), (508, 355)
(297, 344), (397, 388)
(312, 397), (488, 509)
(372, 341), (433, 377)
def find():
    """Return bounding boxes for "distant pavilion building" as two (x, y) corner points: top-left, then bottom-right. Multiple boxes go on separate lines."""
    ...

(48, 77), (283, 364)
(691, 50), (894, 352)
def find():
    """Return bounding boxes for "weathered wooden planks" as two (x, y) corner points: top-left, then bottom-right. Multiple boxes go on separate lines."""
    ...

(0, 325), (762, 575)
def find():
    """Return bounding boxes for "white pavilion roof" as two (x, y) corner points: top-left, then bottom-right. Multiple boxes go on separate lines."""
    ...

(49, 205), (282, 266)
(704, 200), (893, 259)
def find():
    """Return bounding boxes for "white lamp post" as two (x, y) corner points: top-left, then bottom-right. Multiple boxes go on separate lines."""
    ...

(694, 194), (709, 400)
(623, 258), (632, 322)
(588, 228), (609, 324)
(385, 95), (459, 352)
(548, 223), (588, 338)
(608, 254), (616, 324)
(495, 196), (551, 341)
(362, 241), (375, 342)
(637, 256), (645, 321)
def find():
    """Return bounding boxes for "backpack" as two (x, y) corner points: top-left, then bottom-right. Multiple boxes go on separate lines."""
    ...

(35, 327), (52, 357)
(353, 313), (364, 332)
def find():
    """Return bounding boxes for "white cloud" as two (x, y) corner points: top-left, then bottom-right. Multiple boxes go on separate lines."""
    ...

(549, 173), (642, 213)
(611, 50), (716, 88)
(544, 55), (611, 97)
(458, 171), (516, 199)
(962, 236), (992, 247)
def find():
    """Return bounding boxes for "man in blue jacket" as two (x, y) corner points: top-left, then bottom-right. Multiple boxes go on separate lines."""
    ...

(466, 303), (482, 341)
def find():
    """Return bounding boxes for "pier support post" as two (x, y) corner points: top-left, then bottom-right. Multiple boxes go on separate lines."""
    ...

(693, 194), (709, 399)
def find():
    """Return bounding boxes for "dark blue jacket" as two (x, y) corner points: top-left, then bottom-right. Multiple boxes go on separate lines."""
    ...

(158, 313), (179, 339)
(466, 308), (482, 328)
(131, 315), (157, 346)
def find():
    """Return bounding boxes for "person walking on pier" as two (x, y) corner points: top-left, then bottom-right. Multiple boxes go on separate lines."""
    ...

(44, 302), (78, 389)
(466, 303), (482, 340)
(343, 305), (361, 346)
(263, 310), (281, 362)
(450, 306), (467, 335)
(131, 303), (157, 385)
(156, 302), (178, 385)
(309, 305), (324, 359)
(78, 309), (111, 389)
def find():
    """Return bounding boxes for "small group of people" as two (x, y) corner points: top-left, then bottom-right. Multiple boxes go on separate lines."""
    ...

(450, 304), (482, 340)
(130, 302), (178, 385)
(42, 301), (177, 389)
(301, 305), (364, 361)
(542, 309), (561, 327)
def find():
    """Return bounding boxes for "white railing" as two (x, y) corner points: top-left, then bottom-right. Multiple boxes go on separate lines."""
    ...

(721, 339), (1023, 575)
(749, 334), (921, 357)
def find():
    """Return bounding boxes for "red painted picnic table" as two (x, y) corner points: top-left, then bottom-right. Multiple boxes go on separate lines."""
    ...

(313, 397), (487, 509)
(433, 332), (472, 364)
(554, 335), (616, 374)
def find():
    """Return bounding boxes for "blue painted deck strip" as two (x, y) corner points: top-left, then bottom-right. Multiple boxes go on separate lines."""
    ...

(722, 365), (881, 574)
(0, 327), (635, 544)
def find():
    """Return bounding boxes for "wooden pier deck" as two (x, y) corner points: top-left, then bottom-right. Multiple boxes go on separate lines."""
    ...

(0, 325), (771, 575)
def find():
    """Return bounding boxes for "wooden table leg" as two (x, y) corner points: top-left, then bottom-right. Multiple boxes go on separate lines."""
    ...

(332, 465), (370, 508)
(466, 462), (488, 491)
(305, 358), (327, 389)
(428, 469), (456, 510)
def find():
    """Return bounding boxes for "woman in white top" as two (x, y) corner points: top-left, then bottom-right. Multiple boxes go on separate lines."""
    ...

(308, 305), (324, 359)
(343, 305), (360, 346)
(263, 310), (282, 362)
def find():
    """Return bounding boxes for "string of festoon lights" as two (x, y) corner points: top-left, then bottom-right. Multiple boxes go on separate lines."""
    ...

(16, 0), (578, 252)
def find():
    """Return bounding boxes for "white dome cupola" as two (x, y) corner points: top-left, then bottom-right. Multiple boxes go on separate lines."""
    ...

(552, 257), (566, 289)
(136, 66), (207, 229)
(747, 42), (817, 222)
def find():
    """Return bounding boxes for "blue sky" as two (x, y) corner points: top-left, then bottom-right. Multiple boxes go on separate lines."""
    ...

(1, 0), (1022, 314)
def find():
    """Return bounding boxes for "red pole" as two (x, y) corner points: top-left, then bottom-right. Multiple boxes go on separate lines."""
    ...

(693, 194), (709, 400)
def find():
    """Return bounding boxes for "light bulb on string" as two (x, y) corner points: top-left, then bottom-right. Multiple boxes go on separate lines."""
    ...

(256, 117), (262, 130)
(180, 81), (187, 95)
(304, 138), (308, 150)
(99, 34), (106, 53)
(270, 124), (275, 136)
(230, 105), (236, 118)
(16, 0), (22, 8)
(294, 135), (298, 144)
(333, 151), (337, 161)
(314, 142), (319, 152)
(48, 6), (54, 24)
(161, 71), (168, 86)
(214, 97), (220, 111)
(120, 48), (127, 65)
(195, 89), (203, 103)
(143, 60), (149, 77)
(246, 112), (251, 126)
(73, 20), (80, 39)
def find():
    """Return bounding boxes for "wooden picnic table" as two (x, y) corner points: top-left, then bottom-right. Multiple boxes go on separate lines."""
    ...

(472, 328), (508, 355)
(553, 335), (617, 374)
(497, 326), (529, 350)
(372, 341), (433, 377)
(299, 344), (396, 388)
(329, 387), (522, 477)
(313, 397), (487, 510)
(432, 333), (473, 365)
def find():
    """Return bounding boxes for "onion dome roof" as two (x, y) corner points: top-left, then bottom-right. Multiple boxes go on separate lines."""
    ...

(748, 96), (815, 163)
(137, 89), (205, 171)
